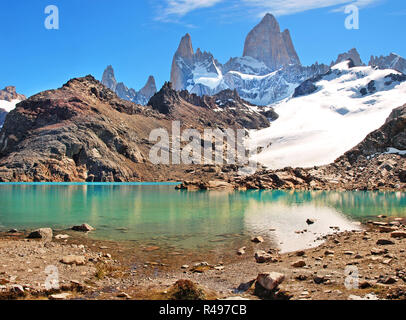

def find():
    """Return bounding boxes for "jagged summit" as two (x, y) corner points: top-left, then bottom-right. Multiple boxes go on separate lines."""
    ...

(175, 33), (194, 62)
(243, 13), (301, 70)
(369, 53), (406, 74)
(334, 48), (363, 67)
(139, 76), (157, 99)
(101, 65), (117, 92)
(101, 65), (157, 105)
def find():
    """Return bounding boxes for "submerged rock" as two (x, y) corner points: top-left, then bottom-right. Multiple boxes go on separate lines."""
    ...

(72, 224), (95, 232)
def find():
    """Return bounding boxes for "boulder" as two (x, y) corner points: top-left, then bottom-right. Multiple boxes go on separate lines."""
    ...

(237, 247), (246, 256)
(60, 255), (86, 266)
(256, 272), (285, 291)
(254, 250), (276, 263)
(251, 236), (264, 243)
(291, 260), (306, 268)
(376, 239), (395, 245)
(72, 224), (95, 232)
(27, 228), (53, 242)
(391, 231), (406, 239)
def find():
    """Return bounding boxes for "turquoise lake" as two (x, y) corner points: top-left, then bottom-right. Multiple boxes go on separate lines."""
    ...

(0, 184), (405, 252)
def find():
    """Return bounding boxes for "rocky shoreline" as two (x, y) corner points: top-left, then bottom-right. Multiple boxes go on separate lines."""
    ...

(1, 217), (405, 300)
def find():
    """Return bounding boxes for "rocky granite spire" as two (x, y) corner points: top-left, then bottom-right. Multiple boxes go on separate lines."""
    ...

(139, 76), (157, 99)
(281, 29), (301, 66)
(334, 48), (363, 67)
(102, 65), (117, 91)
(243, 13), (301, 71)
(170, 33), (196, 91)
(175, 33), (194, 63)
(101, 66), (157, 105)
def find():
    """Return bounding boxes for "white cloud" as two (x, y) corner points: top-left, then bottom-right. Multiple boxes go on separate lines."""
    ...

(157, 0), (223, 20)
(242, 0), (382, 16)
(155, 0), (383, 21)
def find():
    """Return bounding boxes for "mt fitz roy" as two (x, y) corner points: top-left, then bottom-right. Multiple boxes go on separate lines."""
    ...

(102, 13), (406, 107)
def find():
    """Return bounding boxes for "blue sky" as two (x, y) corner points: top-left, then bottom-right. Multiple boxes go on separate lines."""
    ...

(1, 0), (405, 97)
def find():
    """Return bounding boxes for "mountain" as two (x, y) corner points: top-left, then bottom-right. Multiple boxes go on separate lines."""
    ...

(0, 86), (26, 127)
(170, 33), (225, 94)
(180, 103), (406, 191)
(169, 14), (328, 106)
(101, 65), (157, 105)
(333, 48), (363, 66)
(249, 60), (406, 170)
(0, 76), (271, 182)
(243, 13), (301, 70)
(369, 53), (406, 74)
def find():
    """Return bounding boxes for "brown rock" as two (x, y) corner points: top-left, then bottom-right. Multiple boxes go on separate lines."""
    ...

(60, 255), (86, 266)
(256, 272), (285, 291)
(391, 231), (406, 239)
(376, 239), (395, 245)
(251, 236), (264, 243)
(291, 260), (306, 268)
(254, 250), (276, 263)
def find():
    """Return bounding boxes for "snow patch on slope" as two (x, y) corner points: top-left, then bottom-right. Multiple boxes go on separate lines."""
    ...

(0, 99), (21, 112)
(249, 63), (406, 169)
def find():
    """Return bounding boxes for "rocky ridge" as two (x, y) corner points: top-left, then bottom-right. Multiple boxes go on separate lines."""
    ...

(101, 65), (157, 105)
(369, 53), (406, 75)
(0, 76), (271, 182)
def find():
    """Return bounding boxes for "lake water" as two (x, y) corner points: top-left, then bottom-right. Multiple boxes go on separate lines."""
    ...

(0, 184), (405, 253)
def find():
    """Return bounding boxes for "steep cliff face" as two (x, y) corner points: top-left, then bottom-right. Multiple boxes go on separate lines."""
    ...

(101, 66), (157, 105)
(341, 104), (406, 164)
(243, 13), (301, 70)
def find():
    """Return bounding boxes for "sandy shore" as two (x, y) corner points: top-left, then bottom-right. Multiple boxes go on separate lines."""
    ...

(0, 218), (405, 300)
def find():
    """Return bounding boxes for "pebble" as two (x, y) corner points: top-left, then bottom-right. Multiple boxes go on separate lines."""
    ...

(49, 293), (71, 300)
(251, 236), (264, 243)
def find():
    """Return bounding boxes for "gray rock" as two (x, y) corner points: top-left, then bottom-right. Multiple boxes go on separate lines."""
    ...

(72, 224), (94, 232)
(27, 228), (53, 242)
